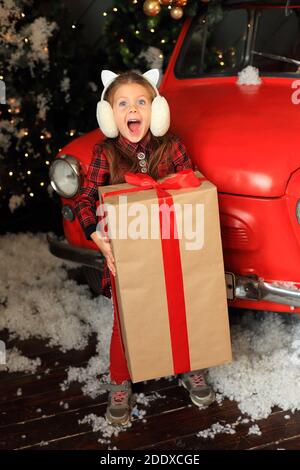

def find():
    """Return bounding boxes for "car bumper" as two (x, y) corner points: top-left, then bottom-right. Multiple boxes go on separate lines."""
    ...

(226, 272), (300, 307)
(47, 233), (104, 270)
(47, 235), (300, 307)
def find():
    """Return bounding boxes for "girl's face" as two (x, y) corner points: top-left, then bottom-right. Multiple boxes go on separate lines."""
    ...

(111, 83), (152, 143)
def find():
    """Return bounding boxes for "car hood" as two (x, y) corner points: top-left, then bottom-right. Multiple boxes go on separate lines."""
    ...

(164, 78), (300, 197)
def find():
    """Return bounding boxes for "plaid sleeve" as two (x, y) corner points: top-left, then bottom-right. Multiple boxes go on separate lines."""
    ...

(73, 143), (110, 241)
(172, 138), (195, 173)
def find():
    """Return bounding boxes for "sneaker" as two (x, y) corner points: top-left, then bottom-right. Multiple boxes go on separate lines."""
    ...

(179, 370), (215, 407)
(105, 380), (133, 426)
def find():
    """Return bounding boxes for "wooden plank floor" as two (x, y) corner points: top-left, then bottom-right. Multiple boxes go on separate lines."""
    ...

(1, 269), (300, 450)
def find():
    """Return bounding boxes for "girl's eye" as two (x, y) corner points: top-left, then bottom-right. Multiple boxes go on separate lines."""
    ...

(138, 99), (146, 105)
(119, 101), (127, 107)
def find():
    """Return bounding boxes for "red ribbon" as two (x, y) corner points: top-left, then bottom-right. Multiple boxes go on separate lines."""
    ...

(102, 170), (206, 376)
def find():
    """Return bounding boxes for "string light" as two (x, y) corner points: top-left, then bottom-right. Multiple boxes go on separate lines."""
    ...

(24, 38), (29, 43)
(27, 170), (31, 175)
(40, 182), (45, 186)
(161, 39), (166, 44)
(0, 75), (3, 80)
(71, 24), (76, 29)
(150, 28), (155, 33)
(25, 153), (28, 157)
(45, 161), (50, 165)
(9, 171), (13, 176)
(21, 13), (25, 17)
(113, 8), (118, 12)
(29, 192), (34, 197)
(135, 30), (140, 35)
(103, 12), (108, 17)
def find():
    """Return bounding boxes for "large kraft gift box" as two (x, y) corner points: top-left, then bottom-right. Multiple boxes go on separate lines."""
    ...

(98, 170), (232, 383)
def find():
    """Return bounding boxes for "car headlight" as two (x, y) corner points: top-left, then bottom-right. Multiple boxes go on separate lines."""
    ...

(49, 155), (80, 198)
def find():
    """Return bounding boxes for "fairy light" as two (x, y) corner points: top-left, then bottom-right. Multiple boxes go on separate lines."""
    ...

(27, 170), (31, 175)
(9, 171), (13, 176)
(0, 75), (3, 80)
(220, 61), (225, 66)
(159, 54), (163, 59)
(24, 37), (29, 43)
(25, 153), (29, 157)
(45, 160), (50, 165)
(161, 39), (166, 44)
(103, 12), (108, 17)
(29, 192), (34, 197)
(40, 135), (45, 140)
(135, 30), (140, 35)
(21, 13), (25, 17)
(113, 7), (118, 12)
(120, 38), (124, 43)
(71, 24), (76, 29)
(40, 182), (45, 187)
(150, 28), (155, 33)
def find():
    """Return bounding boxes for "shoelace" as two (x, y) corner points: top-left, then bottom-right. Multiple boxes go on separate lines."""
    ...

(112, 390), (128, 405)
(190, 374), (206, 388)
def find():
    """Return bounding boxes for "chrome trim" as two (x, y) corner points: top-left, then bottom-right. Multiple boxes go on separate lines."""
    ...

(47, 233), (104, 270)
(49, 154), (81, 198)
(233, 274), (300, 307)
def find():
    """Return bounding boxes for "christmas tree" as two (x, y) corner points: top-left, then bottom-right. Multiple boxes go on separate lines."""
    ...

(0, 0), (202, 234)
(101, 0), (200, 73)
(0, 0), (106, 234)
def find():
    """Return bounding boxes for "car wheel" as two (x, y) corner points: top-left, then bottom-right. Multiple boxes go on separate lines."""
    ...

(82, 266), (102, 296)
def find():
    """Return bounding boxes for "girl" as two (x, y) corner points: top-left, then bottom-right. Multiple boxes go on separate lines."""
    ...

(74, 69), (215, 426)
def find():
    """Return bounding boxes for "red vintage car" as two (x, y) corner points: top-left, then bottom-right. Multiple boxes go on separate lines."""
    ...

(48, 0), (300, 313)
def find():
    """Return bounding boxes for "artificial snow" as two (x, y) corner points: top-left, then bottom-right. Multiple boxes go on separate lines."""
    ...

(2, 233), (300, 424)
(248, 424), (262, 436)
(6, 347), (41, 374)
(208, 312), (300, 419)
(78, 413), (131, 439)
(197, 422), (237, 439)
(0, 233), (113, 392)
(236, 65), (262, 86)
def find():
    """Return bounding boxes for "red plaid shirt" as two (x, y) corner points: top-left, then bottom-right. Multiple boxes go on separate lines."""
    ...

(74, 131), (193, 297)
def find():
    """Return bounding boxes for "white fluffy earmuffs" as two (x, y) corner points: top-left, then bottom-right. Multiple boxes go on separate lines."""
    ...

(96, 69), (170, 138)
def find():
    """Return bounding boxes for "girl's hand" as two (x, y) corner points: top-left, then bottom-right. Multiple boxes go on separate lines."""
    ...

(91, 231), (116, 276)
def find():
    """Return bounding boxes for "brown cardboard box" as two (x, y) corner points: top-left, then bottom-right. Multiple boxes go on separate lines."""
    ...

(98, 171), (232, 383)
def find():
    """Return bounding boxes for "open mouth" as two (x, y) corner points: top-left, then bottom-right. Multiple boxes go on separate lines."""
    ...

(127, 119), (142, 135)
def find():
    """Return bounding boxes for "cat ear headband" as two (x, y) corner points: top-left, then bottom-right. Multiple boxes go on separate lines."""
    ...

(96, 69), (170, 138)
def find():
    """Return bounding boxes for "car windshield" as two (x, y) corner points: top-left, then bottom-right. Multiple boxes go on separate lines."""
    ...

(175, 5), (300, 77)
(251, 7), (300, 73)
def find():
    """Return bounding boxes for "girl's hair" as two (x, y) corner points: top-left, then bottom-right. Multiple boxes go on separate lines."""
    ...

(102, 71), (178, 184)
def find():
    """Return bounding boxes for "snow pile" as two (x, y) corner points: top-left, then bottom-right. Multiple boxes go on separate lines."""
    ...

(248, 424), (262, 436)
(135, 391), (166, 406)
(197, 422), (236, 439)
(0, 232), (113, 392)
(3, 233), (300, 422)
(208, 311), (300, 419)
(236, 65), (261, 85)
(197, 416), (250, 440)
(6, 347), (41, 374)
(79, 413), (131, 439)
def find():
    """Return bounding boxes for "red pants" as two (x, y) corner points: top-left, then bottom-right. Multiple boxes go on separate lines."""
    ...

(109, 290), (131, 384)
